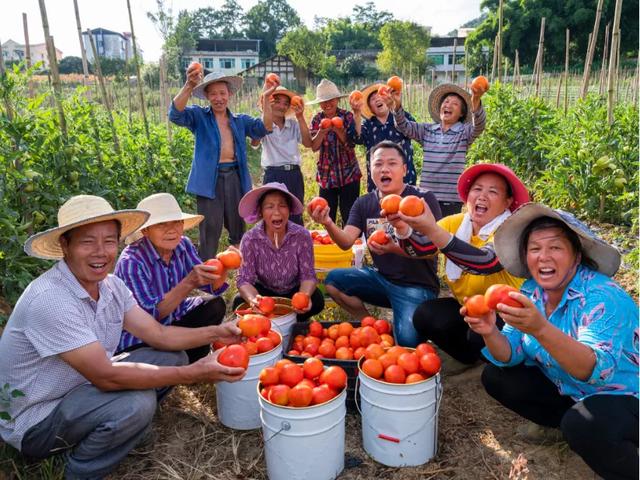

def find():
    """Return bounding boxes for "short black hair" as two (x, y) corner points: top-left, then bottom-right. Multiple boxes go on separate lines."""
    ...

(258, 189), (293, 211)
(441, 93), (468, 122)
(370, 140), (407, 164)
(518, 216), (598, 271)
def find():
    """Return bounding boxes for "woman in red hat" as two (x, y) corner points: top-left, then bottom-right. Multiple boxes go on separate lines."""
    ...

(390, 163), (530, 365)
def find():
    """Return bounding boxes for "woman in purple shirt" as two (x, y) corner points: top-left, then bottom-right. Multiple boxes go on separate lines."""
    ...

(233, 183), (324, 321)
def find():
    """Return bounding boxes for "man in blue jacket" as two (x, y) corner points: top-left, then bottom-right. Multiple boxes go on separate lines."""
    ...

(170, 67), (276, 257)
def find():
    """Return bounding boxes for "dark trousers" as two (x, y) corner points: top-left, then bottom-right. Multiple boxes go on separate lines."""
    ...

(196, 167), (245, 259)
(263, 166), (304, 225)
(482, 364), (639, 480)
(438, 201), (464, 217)
(319, 181), (360, 227)
(232, 283), (325, 322)
(122, 297), (226, 364)
(413, 297), (504, 364)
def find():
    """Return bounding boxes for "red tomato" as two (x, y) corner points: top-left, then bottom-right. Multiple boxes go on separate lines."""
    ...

(465, 295), (490, 317)
(291, 292), (310, 310)
(405, 373), (425, 384)
(307, 197), (328, 214)
(320, 118), (333, 129)
(380, 194), (402, 214)
(204, 258), (225, 274)
(258, 297), (275, 315)
(259, 367), (279, 386)
(484, 284), (523, 310)
(319, 366), (348, 390)
(266, 330), (281, 347)
(368, 229), (389, 246)
(218, 344), (249, 369)
(302, 357), (324, 379)
(419, 353), (441, 377)
(280, 363), (304, 387)
(318, 342), (336, 358)
(373, 319), (391, 335)
(415, 342), (436, 357)
(288, 384), (313, 407)
(384, 364), (406, 384)
(361, 316), (376, 327)
(268, 384), (290, 405)
(237, 315), (261, 337)
(331, 117), (343, 129)
(216, 249), (242, 269)
(255, 337), (275, 353)
(309, 321), (323, 338)
(397, 352), (420, 375)
(265, 72), (280, 86)
(362, 358), (383, 379)
(311, 384), (337, 405)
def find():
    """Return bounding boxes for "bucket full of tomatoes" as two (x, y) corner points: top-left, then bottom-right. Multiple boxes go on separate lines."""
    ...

(235, 297), (296, 349)
(356, 343), (443, 467)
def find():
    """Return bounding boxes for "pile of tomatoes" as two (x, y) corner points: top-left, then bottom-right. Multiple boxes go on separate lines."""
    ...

(213, 313), (282, 361)
(287, 318), (394, 361)
(259, 358), (348, 407)
(311, 230), (334, 245)
(360, 343), (441, 384)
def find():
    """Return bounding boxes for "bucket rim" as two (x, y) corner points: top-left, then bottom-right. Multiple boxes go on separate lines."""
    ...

(235, 298), (294, 318)
(249, 331), (284, 358)
(356, 350), (441, 386)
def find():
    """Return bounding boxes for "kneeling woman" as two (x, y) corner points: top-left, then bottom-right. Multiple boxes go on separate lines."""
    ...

(115, 193), (231, 363)
(234, 183), (324, 321)
(394, 163), (529, 364)
(466, 203), (638, 480)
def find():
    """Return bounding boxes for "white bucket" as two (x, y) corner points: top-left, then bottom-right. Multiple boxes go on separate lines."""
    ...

(357, 368), (442, 467)
(215, 339), (283, 430)
(259, 388), (347, 480)
(236, 298), (297, 349)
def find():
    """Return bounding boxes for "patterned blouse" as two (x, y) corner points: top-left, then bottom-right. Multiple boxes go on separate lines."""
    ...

(237, 221), (317, 293)
(483, 265), (639, 401)
(351, 112), (417, 192)
(310, 108), (362, 189)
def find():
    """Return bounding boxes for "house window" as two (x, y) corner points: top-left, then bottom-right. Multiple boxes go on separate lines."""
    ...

(241, 58), (255, 69)
(428, 54), (444, 65)
(201, 58), (214, 69)
(452, 53), (465, 65)
(219, 58), (235, 69)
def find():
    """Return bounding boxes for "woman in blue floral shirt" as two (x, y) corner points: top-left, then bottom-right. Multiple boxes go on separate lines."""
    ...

(349, 83), (417, 192)
(465, 203), (638, 480)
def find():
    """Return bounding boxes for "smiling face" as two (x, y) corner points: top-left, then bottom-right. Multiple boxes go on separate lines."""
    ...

(526, 227), (581, 293)
(319, 98), (339, 117)
(60, 220), (120, 296)
(143, 220), (184, 255)
(466, 173), (513, 231)
(271, 94), (291, 119)
(260, 191), (290, 235)
(367, 92), (389, 118)
(371, 146), (407, 195)
(205, 81), (231, 113)
(439, 94), (465, 125)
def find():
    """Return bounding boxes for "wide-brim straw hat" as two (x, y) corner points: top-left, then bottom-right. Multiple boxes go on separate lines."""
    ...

(258, 86), (300, 118)
(307, 79), (348, 105)
(360, 83), (385, 119)
(192, 72), (243, 100)
(494, 202), (621, 278)
(238, 182), (304, 224)
(125, 193), (204, 244)
(458, 163), (530, 211)
(24, 195), (149, 260)
(428, 83), (472, 123)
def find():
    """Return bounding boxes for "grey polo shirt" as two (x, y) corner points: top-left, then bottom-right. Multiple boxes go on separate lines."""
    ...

(0, 260), (136, 449)
(260, 117), (302, 167)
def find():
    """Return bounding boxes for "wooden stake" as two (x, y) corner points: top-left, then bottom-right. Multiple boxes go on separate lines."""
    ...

(607, 0), (623, 124)
(160, 54), (173, 141)
(514, 50), (520, 88)
(580, 0), (604, 99)
(72, 0), (90, 86)
(37, 0), (67, 137)
(22, 13), (32, 68)
(490, 35), (498, 82)
(125, 41), (132, 124)
(599, 23), (610, 95)
(556, 74), (563, 108)
(534, 17), (546, 97)
(564, 29), (570, 114)
(126, 0), (150, 142)
(497, 0), (503, 82)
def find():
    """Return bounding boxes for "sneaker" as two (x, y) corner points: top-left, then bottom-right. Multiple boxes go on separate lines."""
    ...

(516, 422), (564, 445)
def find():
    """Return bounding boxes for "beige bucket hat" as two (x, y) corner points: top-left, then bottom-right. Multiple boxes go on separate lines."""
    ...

(307, 79), (348, 104)
(125, 193), (204, 244)
(360, 83), (385, 119)
(428, 83), (472, 123)
(258, 86), (301, 117)
(192, 71), (243, 100)
(24, 195), (149, 260)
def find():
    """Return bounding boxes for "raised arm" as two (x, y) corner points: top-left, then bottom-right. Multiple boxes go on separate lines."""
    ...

(172, 63), (202, 112)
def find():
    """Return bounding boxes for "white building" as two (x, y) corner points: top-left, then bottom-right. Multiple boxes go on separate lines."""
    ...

(81, 28), (136, 62)
(427, 37), (467, 83)
(1, 39), (62, 69)
(182, 39), (260, 75)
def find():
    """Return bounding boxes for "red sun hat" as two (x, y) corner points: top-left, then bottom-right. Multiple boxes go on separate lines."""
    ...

(457, 163), (529, 211)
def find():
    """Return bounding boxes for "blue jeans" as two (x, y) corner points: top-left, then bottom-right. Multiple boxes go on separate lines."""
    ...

(325, 267), (436, 347)
(21, 348), (188, 480)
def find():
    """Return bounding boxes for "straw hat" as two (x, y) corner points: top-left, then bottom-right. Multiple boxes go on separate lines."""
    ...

(125, 193), (204, 244)
(192, 71), (243, 100)
(24, 195), (149, 260)
(258, 86), (301, 117)
(307, 79), (347, 105)
(428, 83), (472, 123)
(494, 203), (621, 278)
(238, 182), (304, 224)
(360, 83), (385, 119)
(458, 163), (530, 211)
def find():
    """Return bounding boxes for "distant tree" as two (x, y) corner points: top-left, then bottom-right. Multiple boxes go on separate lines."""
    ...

(148, 1), (196, 78)
(277, 26), (335, 77)
(338, 54), (367, 78)
(351, 2), (393, 31)
(59, 56), (84, 74)
(377, 21), (431, 76)
(93, 58), (127, 77)
(190, 1), (245, 39)
(324, 18), (381, 51)
(245, 0), (302, 59)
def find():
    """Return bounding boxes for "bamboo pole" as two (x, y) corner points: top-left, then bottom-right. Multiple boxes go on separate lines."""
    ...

(126, 0), (150, 142)
(37, 0), (67, 137)
(87, 30), (120, 154)
(514, 50), (520, 88)
(534, 17), (546, 97)
(606, 0), (622, 124)
(555, 74), (563, 108)
(632, 53), (639, 105)
(22, 14), (32, 68)
(124, 41), (133, 124)
(72, 0), (90, 86)
(490, 35), (498, 82)
(599, 23), (610, 95)
(580, 0), (604, 99)
(160, 54), (172, 141)
(564, 29), (570, 114)
(0, 40), (14, 122)
(497, 0), (503, 82)
(504, 57), (509, 82)
(452, 38), (457, 83)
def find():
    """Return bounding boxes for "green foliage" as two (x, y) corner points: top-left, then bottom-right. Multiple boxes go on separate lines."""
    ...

(0, 383), (25, 421)
(376, 21), (431, 76)
(93, 58), (128, 78)
(467, 83), (639, 224)
(277, 27), (336, 77)
(58, 56), (85, 75)
(190, 1), (246, 39)
(244, 0), (302, 59)
(324, 17), (381, 51)
(350, 2), (393, 31)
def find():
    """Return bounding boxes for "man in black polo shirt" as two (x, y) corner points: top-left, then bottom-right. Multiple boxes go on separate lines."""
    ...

(310, 140), (442, 346)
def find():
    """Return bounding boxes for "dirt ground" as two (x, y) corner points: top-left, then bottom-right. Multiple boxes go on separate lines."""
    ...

(105, 361), (599, 480)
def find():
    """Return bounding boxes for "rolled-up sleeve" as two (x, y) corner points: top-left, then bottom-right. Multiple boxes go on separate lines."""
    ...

(482, 324), (526, 366)
(240, 114), (269, 140)
(168, 102), (196, 130)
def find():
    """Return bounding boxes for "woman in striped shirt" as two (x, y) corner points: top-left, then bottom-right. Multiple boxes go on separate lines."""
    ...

(391, 164), (529, 364)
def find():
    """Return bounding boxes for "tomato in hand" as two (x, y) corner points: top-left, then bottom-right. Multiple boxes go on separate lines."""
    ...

(465, 294), (490, 317)
(218, 344), (249, 369)
(484, 284), (522, 310)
